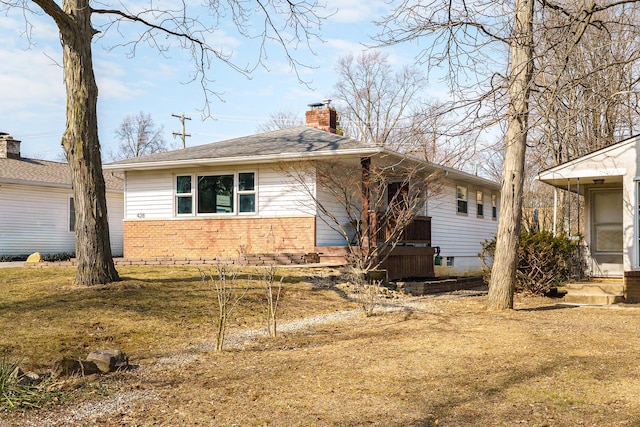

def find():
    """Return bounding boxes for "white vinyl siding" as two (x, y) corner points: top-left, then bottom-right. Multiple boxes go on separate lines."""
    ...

(107, 195), (124, 256)
(315, 176), (353, 247)
(125, 165), (316, 220)
(124, 170), (174, 219)
(258, 165), (316, 217)
(0, 183), (124, 256)
(428, 181), (499, 274)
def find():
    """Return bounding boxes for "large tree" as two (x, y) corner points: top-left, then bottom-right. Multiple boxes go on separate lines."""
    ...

(109, 112), (170, 161)
(6, 0), (324, 285)
(332, 51), (425, 148)
(256, 110), (304, 132)
(376, 0), (640, 309)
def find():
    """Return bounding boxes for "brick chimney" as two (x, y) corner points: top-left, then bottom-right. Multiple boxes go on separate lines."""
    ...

(305, 100), (337, 133)
(0, 133), (21, 159)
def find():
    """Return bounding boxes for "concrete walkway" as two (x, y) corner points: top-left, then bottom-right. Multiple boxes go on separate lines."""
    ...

(0, 261), (25, 268)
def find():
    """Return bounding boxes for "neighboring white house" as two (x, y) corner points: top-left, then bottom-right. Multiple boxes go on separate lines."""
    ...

(0, 134), (124, 257)
(104, 105), (499, 277)
(538, 135), (640, 278)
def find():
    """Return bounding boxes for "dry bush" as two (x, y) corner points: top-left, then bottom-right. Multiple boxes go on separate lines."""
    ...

(345, 267), (383, 317)
(198, 266), (250, 351)
(257, 266), (283, 337)
(480, 230), (571, 295)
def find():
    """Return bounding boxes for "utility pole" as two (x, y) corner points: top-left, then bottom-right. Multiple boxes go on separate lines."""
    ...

(172, 113), (191, 149)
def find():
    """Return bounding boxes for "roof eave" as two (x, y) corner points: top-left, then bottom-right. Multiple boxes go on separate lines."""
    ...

(537, 169), (625, 193)
(103, 147), (386, 172)
(0, 178), (123, 193)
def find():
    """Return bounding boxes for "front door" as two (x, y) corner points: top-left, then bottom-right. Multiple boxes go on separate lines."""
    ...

(590, 189), (624, 277)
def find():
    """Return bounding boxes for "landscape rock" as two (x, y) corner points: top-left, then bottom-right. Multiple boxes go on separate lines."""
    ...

(25, 252), (42, 263)
(87, 349), (129, 373)
(54, 356), (102, 376)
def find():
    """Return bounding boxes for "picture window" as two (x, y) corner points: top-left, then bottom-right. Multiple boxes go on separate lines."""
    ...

(176, 172), (256, 216)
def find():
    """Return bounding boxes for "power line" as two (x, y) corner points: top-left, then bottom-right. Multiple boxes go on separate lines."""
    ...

(171, 113), (191, 149)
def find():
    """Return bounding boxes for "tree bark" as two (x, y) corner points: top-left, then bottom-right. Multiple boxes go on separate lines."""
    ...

(487, 0), (534, 310)
(59, 0), (119, 285)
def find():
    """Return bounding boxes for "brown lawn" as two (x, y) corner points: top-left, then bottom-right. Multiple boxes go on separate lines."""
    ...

(2, 265), (640, 426)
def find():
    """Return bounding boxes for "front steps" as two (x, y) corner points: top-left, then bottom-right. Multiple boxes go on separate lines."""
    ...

(562, 280), (625, 305)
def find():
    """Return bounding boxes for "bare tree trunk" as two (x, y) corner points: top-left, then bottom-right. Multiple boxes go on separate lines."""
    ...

(59, 0), (119, 285)
(487, 0), (534, 310)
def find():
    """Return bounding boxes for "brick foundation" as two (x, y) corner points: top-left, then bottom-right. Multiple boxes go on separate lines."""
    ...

(123, 216), (316, 259)
(624, 271), (640, 303)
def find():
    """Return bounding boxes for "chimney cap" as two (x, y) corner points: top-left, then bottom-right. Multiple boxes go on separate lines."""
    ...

(308, 99), (332, 110)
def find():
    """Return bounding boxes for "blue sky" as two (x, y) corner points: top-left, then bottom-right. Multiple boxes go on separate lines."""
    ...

(0, 1), (443, 161)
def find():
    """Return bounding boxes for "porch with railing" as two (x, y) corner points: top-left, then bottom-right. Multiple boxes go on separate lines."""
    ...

(315, 214), (435, 281)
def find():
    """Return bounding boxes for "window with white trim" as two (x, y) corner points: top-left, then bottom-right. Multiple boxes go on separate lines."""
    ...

(176, 175), (193, 215)
(198, 174), (234, 213)
(456, 185), (468, 214)
(476, 190), (484, 217)
(238, 172), (256, 213)
(491, 193), (498, 220)
(175, 172), (256, 216)
(69, 197), (76, 232)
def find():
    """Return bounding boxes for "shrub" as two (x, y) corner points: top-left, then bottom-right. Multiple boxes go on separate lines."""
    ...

(0, 356), (54, 411)
(480, 230), (571, 295)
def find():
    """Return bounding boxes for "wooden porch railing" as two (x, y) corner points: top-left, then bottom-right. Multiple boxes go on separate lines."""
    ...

(374, 213), (434, 280)
(374, 214), (431, 246)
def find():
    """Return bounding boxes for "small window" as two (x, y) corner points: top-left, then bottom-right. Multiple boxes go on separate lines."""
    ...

(491, 194), (498, 220)
(446, 256), (455, 266)
(69, 197), (76, 232)
(477, 191), (484, 217)
(238, 172), (256, 213)
(176, 175), (193, 215)
(456, 185), (468, 214)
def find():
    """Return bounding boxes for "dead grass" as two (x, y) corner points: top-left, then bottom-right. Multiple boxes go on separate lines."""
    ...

(0, 265), (351, 371)
(2, 266), (640, 426)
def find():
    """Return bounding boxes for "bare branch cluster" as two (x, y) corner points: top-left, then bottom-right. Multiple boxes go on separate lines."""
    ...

(109, 111), (170, 161)
(332, 51), (426, 148)
(199, 265), (250, 351)
(88, 0), (326, 116)
(256, 110), (304, 132)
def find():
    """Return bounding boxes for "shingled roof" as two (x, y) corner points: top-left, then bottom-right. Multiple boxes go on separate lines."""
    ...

(0, 157), (124, 191)
(105, 126), (380, 170)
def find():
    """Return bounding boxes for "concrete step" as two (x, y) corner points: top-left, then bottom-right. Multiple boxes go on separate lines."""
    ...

(563, 281), (624, 305)
(316, 255), (348, 264)
(563, 293), (625, 305)
(564, 282), (624, 295)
